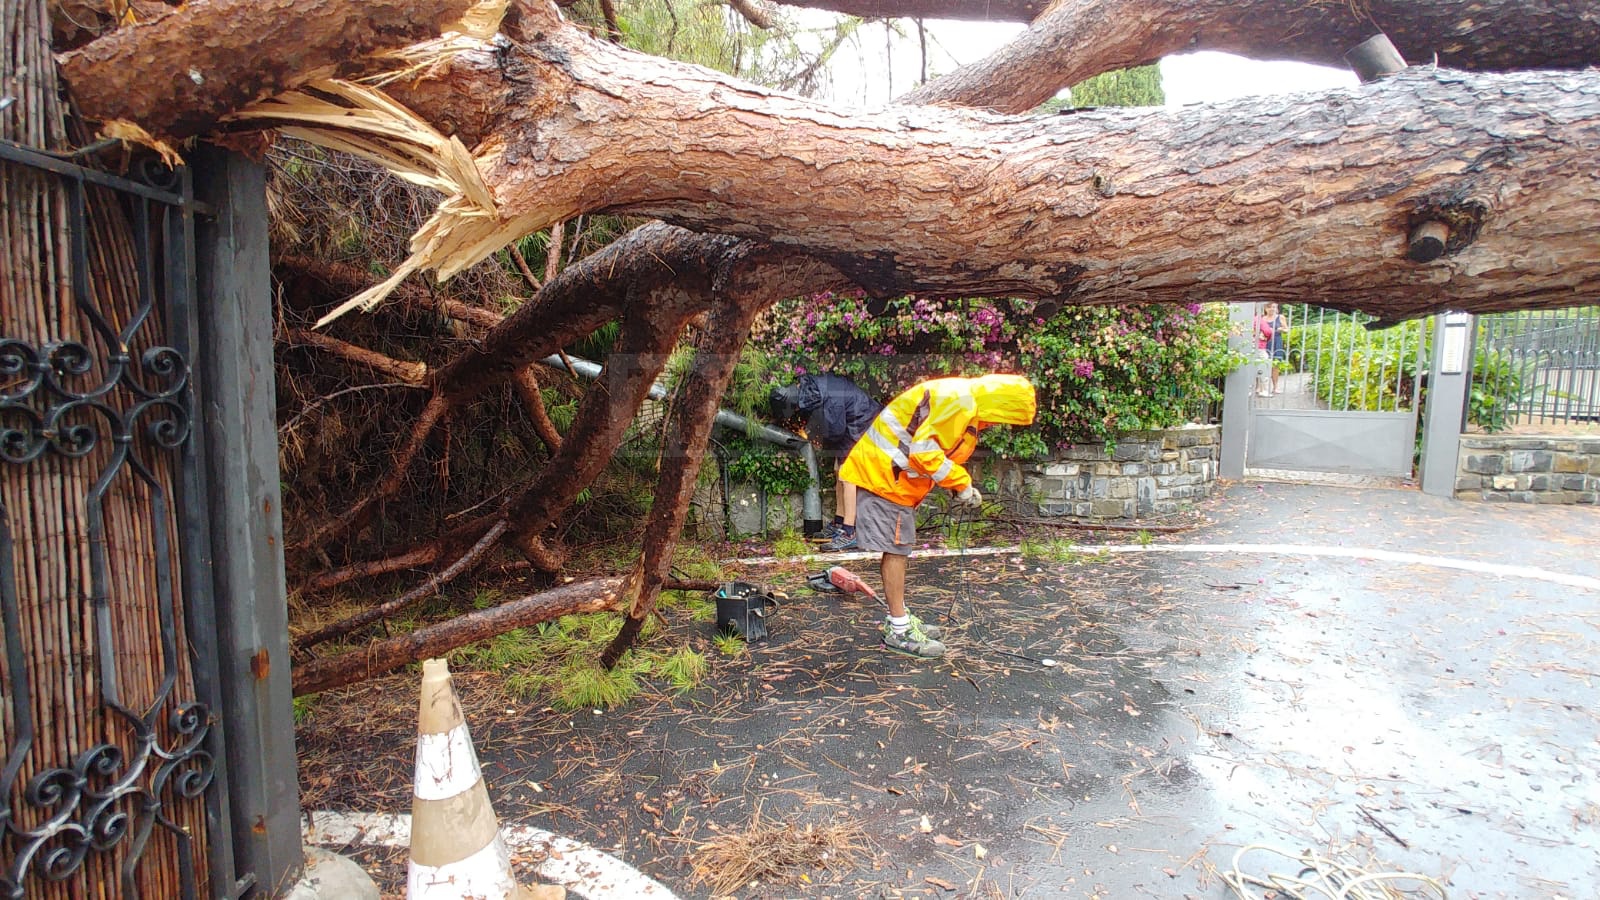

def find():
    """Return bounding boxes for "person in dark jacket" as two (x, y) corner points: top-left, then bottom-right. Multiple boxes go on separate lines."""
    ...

(770, 373), (882, 551)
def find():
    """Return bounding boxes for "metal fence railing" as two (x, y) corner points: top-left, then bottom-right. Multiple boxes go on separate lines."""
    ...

(1266, 305), (1427, 414)
(1470, 307), (1600, 430)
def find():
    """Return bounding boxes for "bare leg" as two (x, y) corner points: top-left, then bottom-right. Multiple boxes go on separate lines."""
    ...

(841, 480), (858, 526)
(881, 552), (908, 618)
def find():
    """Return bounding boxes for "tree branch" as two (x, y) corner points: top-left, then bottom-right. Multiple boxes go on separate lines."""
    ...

(514, 368), (564, 453)
(292, 576), (625, 695)
(294, 519), (509, 651)
(600, 292), (768, 668)
(287, 328), (429, 384)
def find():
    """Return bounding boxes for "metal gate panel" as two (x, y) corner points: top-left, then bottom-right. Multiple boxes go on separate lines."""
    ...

(2, 143), (242, 898)
(1249, 410), (1417, 476)
(1241, 305), (1426, 479)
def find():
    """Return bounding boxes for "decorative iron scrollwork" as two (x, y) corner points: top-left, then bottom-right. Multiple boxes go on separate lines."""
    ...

(3, 152), (222, 899)
(1, 335), (189, 466)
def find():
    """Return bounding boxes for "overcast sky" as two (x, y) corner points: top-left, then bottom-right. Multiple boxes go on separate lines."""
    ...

(814, 17), (1359, 109)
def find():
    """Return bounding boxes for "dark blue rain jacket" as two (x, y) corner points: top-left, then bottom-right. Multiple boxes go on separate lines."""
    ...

(796, 374), (881, 458)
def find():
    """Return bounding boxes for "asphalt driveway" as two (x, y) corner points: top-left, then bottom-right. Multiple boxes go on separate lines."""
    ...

(301, 481), (1599, 899)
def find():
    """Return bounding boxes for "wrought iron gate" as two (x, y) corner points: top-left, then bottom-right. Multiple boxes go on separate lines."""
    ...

(1244, 305), (1428, 478)
(2, 142), (247, 897)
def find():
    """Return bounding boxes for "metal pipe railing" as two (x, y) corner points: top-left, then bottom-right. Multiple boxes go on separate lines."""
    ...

(540, 354), (824, 534)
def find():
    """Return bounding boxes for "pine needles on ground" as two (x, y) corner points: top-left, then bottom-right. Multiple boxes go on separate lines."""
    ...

(690, 809), (873, 897)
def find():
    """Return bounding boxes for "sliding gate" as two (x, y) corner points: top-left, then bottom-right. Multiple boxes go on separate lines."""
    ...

(1245, 306), (1428, 478)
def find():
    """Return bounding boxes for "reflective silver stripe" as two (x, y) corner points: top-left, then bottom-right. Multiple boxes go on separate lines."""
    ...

(908, 439), (942, 454)
(930, 458), (955, 482)
(867, 429), (917, 471)
(867, 428), (931, 479)
(880, 409), (914, 444)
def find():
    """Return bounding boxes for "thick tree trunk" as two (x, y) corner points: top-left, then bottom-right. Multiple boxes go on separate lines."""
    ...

(292, 576), (625, 695)
(405, 38), (1598, 315)
(62, 1), (1600, 316)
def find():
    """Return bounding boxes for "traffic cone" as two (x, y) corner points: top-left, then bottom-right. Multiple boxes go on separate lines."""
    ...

(407, 658), (521, 899)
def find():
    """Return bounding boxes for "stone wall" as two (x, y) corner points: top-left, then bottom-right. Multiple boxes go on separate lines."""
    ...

(1455, 435), (1600, 504)
(993, 424), (1221, 520)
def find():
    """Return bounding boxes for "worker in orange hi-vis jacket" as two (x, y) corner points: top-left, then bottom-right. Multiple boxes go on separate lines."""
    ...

(837, 373), (1037, 658)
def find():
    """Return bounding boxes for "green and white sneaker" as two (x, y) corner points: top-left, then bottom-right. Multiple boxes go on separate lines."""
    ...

(881, 618), (946, 658)
(907, 614), (942, 640)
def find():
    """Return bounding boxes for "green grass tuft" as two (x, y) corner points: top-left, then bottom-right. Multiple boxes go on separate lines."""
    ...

(713, 633), (747, 657)
(552, 658), (640, 710)
(770, 529), (809, 558)
(652, 647), (709, 693)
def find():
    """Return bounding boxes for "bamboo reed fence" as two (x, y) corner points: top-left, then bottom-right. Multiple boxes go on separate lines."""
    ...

(2, 1), (215, 895)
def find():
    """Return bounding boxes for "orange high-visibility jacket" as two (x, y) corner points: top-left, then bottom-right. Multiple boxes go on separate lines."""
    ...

(839, 374), (1036, 508)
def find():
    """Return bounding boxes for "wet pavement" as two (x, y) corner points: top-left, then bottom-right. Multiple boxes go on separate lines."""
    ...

(301, 481), (1599, 898)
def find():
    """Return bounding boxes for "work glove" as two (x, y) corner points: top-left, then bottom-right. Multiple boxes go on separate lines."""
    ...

(954, 486), (982, 509)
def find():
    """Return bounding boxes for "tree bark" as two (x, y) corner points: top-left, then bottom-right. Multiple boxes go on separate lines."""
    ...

(64, 1), (1600, 316)
(292, 576), (625, 695)
(58, 0), (483, 141)
(600, 294), (768, 668)
(432, 35), (1600, 315)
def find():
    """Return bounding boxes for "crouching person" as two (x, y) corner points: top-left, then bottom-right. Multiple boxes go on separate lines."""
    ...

(838, 374), (1037, 658)
(769, 373), (882, 551)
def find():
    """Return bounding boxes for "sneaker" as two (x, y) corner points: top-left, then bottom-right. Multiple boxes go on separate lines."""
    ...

(809, 522), (844, 543)
(821, 532), (859, 552)
(907, 614), (943, 640)
(881, 618), (946, 658)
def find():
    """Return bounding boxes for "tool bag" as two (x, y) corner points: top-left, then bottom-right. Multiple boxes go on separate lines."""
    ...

(713, 581), (779, 642)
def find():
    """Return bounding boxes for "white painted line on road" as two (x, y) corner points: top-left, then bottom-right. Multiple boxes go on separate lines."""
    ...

(731, 542), (1600, 591)
(305, 810), (679, 899)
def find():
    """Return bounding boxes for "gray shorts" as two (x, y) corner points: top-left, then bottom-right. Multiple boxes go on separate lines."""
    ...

(855, 490), (917, 556)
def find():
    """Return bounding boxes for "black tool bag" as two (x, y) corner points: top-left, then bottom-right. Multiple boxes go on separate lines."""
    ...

(713, 581), (779, 642)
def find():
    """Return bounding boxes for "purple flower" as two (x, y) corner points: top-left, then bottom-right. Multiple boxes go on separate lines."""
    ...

(1072, 359), (1095, 378)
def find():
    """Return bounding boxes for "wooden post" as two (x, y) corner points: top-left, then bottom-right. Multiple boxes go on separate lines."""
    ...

(193, 145), (304, 896)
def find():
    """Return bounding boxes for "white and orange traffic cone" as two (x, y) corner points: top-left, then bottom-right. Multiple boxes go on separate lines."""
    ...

(407, 658), (523, 899)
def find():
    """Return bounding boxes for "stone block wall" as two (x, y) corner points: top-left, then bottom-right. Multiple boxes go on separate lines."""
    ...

(1455, 435), (1600, 504)
(992, 424), (1221, 521)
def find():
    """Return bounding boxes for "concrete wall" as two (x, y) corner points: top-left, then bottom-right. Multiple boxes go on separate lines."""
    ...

(1455, 435), (1600, 504)
(689, 480), (805, 538)
(994, 424), (1221, 521)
